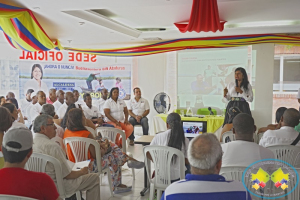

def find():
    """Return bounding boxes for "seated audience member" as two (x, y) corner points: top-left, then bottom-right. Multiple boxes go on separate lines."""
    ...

(6, 92), (18, 109)
(2, 103), (27, 129)
(19, 89), (34, 121)
(46, 88), (57, 104)
(220, 107), (242, 142)
(0, 128), (59, 199)
(128, 87), (150, 146)
(57, 92), (78, 119)
(97, 88), (108, 116)
(0, 107), (13, 150)
(29, 91), (46, 124)
(73, 90), (84, 106)
(222, 113), (274, 167)
(6, 98), (20, 111)
(0, 96), (5, 106)
(25, 92), (38, 128)
(104, 87), (133, 147)
(82, 93), (114, 128)
(260, 108), (300, 147)
(63, 108), (144, 193)
(257, 107), (287, 134)
(33, 114), (100, 199)
(150, 113), (190, 182)
(53, 90), (65, 112)
(162, 134), (251, 200)
(40, 104), (63, 138)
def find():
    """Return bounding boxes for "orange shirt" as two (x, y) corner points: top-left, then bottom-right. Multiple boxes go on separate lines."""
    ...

(63, 129), (93, 162)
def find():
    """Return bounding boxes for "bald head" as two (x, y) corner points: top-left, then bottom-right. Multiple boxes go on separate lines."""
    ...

(188, 134), (222, 175)
(56, 90), (65, 103)
(233, 113), (255, 140)
(65, 92), (75, 105)
(282, 108), (300, 127)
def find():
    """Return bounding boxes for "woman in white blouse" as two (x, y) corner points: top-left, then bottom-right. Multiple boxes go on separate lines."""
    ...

(104, 87), (133, 147)
(223, 67), (253, 126)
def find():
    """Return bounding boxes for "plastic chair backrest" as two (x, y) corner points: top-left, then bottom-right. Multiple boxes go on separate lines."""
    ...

(222, 131), (235, 144)
(143, 146), (185, 188)
(63, 137), (102, 174)
(0, 195), (37, 200)
(85, 126), (96, 137)
(267, 145), (300, 167)
(96, 127), (126, 152)
(25, 152), (66, 197)
(197, 108), (217, 115)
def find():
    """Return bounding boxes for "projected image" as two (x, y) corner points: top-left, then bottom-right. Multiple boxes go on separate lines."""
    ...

(177, 47), (255, 111)
(183, 122), (203, 135)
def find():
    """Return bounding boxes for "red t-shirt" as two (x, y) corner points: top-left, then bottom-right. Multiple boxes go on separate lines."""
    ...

(0, 168), (59, 200)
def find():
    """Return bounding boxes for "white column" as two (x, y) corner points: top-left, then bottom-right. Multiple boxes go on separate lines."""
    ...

(279, 56), (284, 92)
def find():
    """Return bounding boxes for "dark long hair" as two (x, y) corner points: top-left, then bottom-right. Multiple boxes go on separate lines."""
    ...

(0, 107), (13, 132)
(235, 67), (249, 92)
(6, 98), (18, 109)
(66, 108), (87, 131)
(61, 103), (76, 129)
(109, 87), (119, 100)
(166, 113), (186, 163)
(275, 107), (287, 123)
(31, 64), (43, 79)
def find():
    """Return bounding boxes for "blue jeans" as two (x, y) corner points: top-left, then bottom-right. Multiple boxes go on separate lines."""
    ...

(86, 80), (92, 90)
(102, 123), (115, 128)
(128, 116), (149, 141)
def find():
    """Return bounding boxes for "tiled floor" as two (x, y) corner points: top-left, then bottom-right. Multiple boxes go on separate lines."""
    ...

(98, 140), (151, 200)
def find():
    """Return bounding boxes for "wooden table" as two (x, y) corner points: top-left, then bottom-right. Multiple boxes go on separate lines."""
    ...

(134, 135), (154, 196)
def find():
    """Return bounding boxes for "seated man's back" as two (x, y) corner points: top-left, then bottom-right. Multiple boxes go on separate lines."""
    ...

(0, 168), (58, 199)
(222, 141), (274, 167)
(163, 174), (251, 200)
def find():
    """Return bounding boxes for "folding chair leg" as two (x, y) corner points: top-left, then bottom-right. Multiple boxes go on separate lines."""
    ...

(132, 168), (135, 180)
(149, 183), (155, 200)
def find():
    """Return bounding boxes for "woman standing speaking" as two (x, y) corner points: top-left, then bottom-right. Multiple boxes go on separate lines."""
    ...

(223, 67), (253, 126)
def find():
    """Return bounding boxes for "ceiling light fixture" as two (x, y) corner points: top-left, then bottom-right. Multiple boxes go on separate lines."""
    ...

(225, 20), (300, 28)
(63, 10), (141, 38)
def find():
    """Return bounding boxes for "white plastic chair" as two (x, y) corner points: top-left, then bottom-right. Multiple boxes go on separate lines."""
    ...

(63, 137), (113, 197)
(85, 126), (97, 137)
(133, 125), (144, 136)
(267, 145), (300, 167)
(144, 146), (185, 200)
(96, 127), (135, 180)
(222, 131), (235, 143)
(0, 195), (37, 200)
(220, 166), (262, 199)
(25, 152), (81, 199)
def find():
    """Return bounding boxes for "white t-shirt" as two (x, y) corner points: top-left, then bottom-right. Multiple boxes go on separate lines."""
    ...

(57, 103), (80, 119)
(97, 98), (106, 116)
(29, 103), (43, 123)
(103, 98), (127, 122)
(8, 121), (28, 131)
(221, 140), (274, 167)
(259, 126), (300, 147)
(127, 97), (150, 116)
(25, 103), (35, 127)
(24, 79), (49, 98)
(223, 82), (253, 102)
(150, 129), (189, 180)
(19, 99), (31, 117)
(82, 104), (101, 120)
(53, 100), (63, 112)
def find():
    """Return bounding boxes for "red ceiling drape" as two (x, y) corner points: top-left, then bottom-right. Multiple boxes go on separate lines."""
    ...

(174, 0), (226, 33)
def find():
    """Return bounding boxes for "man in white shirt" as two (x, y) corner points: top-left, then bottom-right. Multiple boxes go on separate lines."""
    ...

(73, 90), (84, 106)
(32, 114), (100, 199)
(97, 89), (108, 116)
(25, 92), (38, 128)
(222, 113), (274, 167)
(19, 89), (34, 121)
(128, 87), (150, 145)
(57, 92), (77, 119)
(260, 108), (300, 147)
(29, 91), (46, 124)
(52, 90), (65, 112)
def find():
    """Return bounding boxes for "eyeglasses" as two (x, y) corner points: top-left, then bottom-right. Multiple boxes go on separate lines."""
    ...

(46, 123), (55, 127)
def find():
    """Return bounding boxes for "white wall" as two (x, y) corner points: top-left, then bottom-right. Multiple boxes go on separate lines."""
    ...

(252, 43), (275, 128)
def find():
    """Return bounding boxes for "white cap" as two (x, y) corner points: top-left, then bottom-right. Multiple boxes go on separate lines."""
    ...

(297, 88), (300, 99)
(2, 128), (33, 152)
(30, 92), (37, 99)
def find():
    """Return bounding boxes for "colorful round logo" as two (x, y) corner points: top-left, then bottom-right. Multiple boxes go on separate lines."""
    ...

(118, 88), (126, 99)
(242, 159), (299, 199)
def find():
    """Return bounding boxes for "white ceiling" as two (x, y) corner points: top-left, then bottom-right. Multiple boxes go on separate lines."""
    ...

(2, 0), (300, 49)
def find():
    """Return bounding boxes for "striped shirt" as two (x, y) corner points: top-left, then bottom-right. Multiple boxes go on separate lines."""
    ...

(162, 174), (251, 200)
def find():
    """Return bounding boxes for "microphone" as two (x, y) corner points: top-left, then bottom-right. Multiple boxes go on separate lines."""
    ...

(235, 79), (239, 95)
(208, 107), (214, 115)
